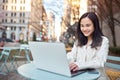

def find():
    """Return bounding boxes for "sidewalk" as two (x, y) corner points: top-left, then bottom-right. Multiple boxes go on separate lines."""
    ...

(0, 61), (27, 80)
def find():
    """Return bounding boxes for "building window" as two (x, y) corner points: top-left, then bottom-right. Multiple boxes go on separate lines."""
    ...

(3, 0), (8, 3)
(2, 19), (4, 23)
(19, 19), (21, 23)
(3, 0), (5, 3)
(6, 5), (8, 10)
(23, 6), (25, 11)
(5, 19), (7, 23)
(14, 20), (16, 23)
(11, 32), (16, 41)
(20, 0), (22, 4)
(14, 12), (16, 16)
(23, 20), (25, 23)
(11, 27), (13, 30)
(19, 27), (22, 31)
(5, 26), (7, 30)
(20, 13), (22, 17)
(20, 6), (22, 11)
(11, 19), (13, 23)
(23, 12), (25, 17)
(6, 0), (8, 3)
(24, 0), (25, 4)
(15, 0), (17, 3)
(14, 27), (16, 31)
(11, 12), (13, 16)
(11, 6), (13, 10)
(14, 6), (16, 10)
(6, 13), (8, 16)
(2, 5), (4, 10)
(20, 0), (25, 4)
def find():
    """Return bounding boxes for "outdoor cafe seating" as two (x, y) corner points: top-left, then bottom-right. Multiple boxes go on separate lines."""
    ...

(12, 44), (31, 69)
(0, 42), (31, 74)
(0, 47), (11, 75)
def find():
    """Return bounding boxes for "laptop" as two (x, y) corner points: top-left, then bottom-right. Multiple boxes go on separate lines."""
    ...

(29, 42), (87, 77)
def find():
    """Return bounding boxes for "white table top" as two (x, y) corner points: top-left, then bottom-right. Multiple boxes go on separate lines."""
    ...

(0, 46), (19, 49)
(17, 63), (100, 80)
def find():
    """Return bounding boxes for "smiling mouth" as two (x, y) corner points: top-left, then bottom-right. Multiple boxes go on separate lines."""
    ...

(83, 31), (89, 34)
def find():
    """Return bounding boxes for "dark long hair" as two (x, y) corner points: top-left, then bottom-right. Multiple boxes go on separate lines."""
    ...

(76, 12), (103, 48)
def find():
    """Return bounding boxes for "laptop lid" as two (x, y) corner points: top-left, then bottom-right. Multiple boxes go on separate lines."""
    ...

(29, 42), (72, 77)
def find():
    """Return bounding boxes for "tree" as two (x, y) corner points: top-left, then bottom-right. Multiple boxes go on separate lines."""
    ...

(33, 32), (36, 41)
(97, 0), (120, 47)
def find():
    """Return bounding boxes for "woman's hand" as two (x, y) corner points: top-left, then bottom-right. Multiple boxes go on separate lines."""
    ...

(69, 63), (79, 72)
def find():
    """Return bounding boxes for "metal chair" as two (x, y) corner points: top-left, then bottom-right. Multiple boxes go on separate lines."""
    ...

(20, 44), (31, 63)
(12, 44), (31, 69)
(0, 47), (11, 75)
(105, 55), (120, 69)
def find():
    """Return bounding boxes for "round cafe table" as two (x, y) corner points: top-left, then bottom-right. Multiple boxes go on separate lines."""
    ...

(17, 63), (100, 80)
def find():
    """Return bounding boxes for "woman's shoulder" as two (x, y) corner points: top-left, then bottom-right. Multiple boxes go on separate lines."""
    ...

(102, 36), (109, 43)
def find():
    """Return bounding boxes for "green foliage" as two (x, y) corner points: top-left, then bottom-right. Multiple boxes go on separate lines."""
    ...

(19, 40), (28, 44)
(109, 47), (120, 54)
(19, 40), (24, 44)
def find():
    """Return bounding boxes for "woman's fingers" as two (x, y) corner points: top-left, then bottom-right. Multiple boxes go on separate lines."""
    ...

(69, 63), (79, 72)
(72, 66), (79, 72)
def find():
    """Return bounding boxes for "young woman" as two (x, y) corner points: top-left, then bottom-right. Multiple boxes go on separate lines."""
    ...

(67, 12), (109, 80)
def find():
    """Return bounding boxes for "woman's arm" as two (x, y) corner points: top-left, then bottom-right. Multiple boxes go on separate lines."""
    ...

(67, 41), (78, 63)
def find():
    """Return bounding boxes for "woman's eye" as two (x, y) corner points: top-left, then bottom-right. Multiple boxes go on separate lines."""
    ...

(86, 24), (91, 27)
(80, 25), (84, 27)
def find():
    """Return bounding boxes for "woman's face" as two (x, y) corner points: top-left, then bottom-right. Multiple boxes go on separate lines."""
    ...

(80, 17), (94, 38)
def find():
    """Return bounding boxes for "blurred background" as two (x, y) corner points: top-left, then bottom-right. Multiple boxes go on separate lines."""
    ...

(0, 0), (120, 49)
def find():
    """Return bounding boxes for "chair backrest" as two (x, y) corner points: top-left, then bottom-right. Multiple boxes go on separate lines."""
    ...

(105, 55), (120, 70)
(16, 44), (29, 56)
(1, 47), (11, 55)
(20, 44), (29, 50)
(0, 47), (11, 61)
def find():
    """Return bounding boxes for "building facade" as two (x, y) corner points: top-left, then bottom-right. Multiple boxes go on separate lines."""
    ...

(30, 0), (56, 41)
(61, 0), (88, 34)
(30, 0), (48, 41)
(0, 0), (31, 42)
(47, 12), (55, 41)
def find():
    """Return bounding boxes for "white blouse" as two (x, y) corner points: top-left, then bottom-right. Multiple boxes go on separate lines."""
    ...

(67, 36), (109, 70)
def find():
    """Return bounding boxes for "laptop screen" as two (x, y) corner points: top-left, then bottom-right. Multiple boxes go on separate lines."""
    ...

(29, 42), (72, 77)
